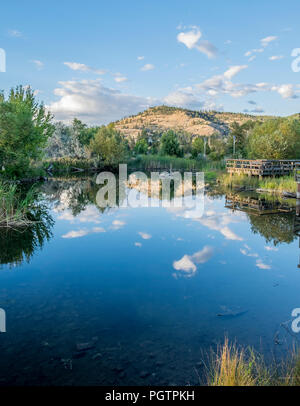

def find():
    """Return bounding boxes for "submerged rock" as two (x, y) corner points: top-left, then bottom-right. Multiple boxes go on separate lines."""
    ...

(76, 342), (95, 352)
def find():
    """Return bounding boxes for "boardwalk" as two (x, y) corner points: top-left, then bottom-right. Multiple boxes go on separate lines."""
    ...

(226, 159), (300, 178)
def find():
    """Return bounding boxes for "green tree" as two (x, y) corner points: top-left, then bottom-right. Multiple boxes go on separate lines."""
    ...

(191, 136), (204, 158)
(247, 118), (300, 159)
(0, 86), (54, 176)
(135, 138), (148, 154)
(227, 121), (255, 157)
(88, 125), (127, 166)
(208, 136), (227, 161)
(160, 130), (182, 157)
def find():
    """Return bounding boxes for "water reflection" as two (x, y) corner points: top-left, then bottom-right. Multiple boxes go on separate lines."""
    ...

(0, 206), (54, 267)
(1, 175), (300, 385)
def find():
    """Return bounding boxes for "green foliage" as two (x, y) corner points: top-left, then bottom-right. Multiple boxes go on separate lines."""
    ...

(192, 136), (204, 158)
(88, 125), (127, 167)
(160, 130), (182, 157)
(247, 118), (300, 159)
(209, 136), (227, 161)
(227, 121), (255, 157)
(134, 138), (148, 154)
(0, 86), (54, 177)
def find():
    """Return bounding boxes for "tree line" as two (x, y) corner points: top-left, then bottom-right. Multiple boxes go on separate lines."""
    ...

(1, 86), (300, 177)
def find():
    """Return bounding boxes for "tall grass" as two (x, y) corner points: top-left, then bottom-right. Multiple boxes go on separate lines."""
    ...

(207, 338), (270, 386)
(131, 154), (225, 172)
(0, 181), (37, 227)
(206, 339), (300, 386)
(219, 173), (297, 193)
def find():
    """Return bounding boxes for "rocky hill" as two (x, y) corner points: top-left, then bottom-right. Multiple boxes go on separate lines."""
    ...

(114, 105), (273, 140)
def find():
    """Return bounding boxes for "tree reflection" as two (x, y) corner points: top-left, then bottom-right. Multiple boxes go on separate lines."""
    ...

(247, 212), (296, 246)
(0, 205), (54, 267)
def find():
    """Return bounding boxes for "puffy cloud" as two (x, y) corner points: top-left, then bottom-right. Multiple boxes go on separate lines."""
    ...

(141, 63), (155, 71)
(48, 79), (154, 124)
(163, 90), (204, 110)
(134, 242), (142, 247)
(177, 26), (217, 58)
(173, 255), (196, 273)
(137, 56), (145, 60)
(177, 27), (202, 49)
(63, 62), (106, 75)
(173, 246), (214, 277)
(272, 84), (297, 99)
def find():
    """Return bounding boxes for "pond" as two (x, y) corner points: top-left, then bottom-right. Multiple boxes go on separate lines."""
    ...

(0, 173), (299, 385)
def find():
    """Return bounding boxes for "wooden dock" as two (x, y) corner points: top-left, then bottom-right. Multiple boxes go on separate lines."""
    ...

(226, 159), (300, 178)
(225, 193), (294, 215)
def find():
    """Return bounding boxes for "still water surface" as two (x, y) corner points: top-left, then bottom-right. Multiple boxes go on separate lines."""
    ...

(0, 175), (299, 385)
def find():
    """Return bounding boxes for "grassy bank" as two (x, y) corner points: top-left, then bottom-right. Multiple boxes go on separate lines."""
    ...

(206, 339), (300, 386)
(219, 173), (297, 194)
(0, 181), (38, 227)
(131, 154), (225, 171)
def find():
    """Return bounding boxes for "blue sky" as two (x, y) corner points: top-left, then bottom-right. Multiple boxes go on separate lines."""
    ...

(1, 0), (300, 124)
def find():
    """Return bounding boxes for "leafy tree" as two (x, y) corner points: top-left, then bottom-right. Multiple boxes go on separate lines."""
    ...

(208, 136), (227, 161)
(227, 120), (255, 157)
(135, 138), (148, 154)
(88, 125), (127, 166)
(160, 130), (182, 157)
(72, 118), (97, 146)
(0, 86), (54, 176)
(247, 118), (300, 159)
(191, 136), (204, 158)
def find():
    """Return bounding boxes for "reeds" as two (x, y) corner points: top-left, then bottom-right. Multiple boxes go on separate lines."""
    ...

(0, 181), (37, 227)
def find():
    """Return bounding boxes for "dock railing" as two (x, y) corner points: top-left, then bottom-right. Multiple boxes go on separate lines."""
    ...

(226, 159), (300, 177)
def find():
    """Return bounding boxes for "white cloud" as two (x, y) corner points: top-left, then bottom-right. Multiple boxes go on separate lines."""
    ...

(264, 246), (278, 252)
(269, 55), (284, 61)
(141, 63), (155, 71)
(177, 26), (217, 58)
(163, 90), (204, 109)
(134, 242), (142, 247)
(177, 27), (202, 49)
(173, 255), (196, 273)
(173, 246), (214, 277)
(48, 79), (154, 124)
(137, 56), (145, 60)
(138, 232), (152, 240)
(62, 227), (105, 239)
(224, 65), (248, 80)
(32, 60), (44, 70)
(114, 76), (128, 83)
(272, 84), (297, 99)
(111, 219), (126, 230)
(256, 259), (271, 270)
(261, 35), (277, 47)
(63, 62), (106, 75)
(62, 229), (89, 239)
